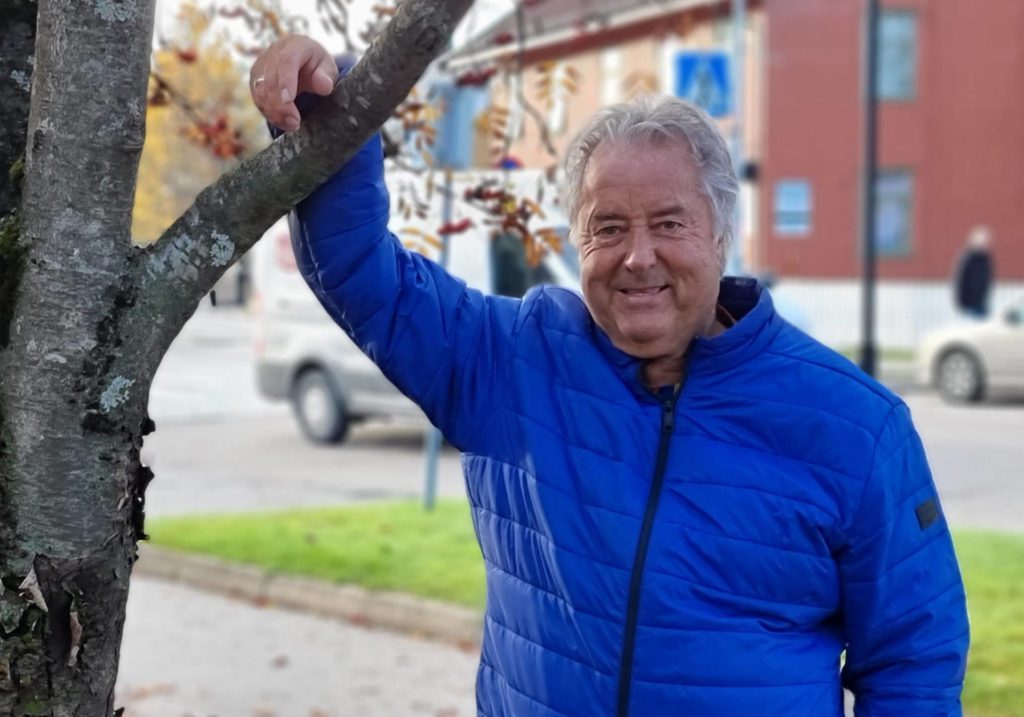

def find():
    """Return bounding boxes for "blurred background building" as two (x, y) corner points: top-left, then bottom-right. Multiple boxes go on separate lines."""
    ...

(443, 0), (1024, 349)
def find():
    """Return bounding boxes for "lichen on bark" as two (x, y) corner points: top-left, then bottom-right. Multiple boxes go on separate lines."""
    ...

(0, 211), (26, 350)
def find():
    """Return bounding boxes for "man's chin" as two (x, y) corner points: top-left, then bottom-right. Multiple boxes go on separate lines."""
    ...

(612, 329), (673, 359)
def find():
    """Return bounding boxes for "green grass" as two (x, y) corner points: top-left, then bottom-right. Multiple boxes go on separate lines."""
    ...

(149, 505), (1023, 716)
(837, 346), (917, 363)
(955, 530), (1024, 717)
(148, 500), (487, 608)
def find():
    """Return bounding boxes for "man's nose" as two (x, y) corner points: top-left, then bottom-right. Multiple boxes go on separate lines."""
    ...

(623, 229), (656, 273)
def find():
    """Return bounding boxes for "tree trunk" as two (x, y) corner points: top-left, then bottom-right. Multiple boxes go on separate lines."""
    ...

(0, 0), (471, 713)
(0, 0), (39, 706)
(1, 0), (156, 712)
(0, 0), (35, 217)
(0, 0), (36, 352)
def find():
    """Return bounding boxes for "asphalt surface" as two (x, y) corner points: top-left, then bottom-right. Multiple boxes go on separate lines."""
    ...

(143, 305), (1024, 530)
(907, 393), (1024, 532)
(116, 578), (479, 717)
(141, 414), (466, 518)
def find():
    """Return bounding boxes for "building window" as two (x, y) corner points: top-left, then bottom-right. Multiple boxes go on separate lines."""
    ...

(773, 179), (812, 236)
(877, 11), (918, 100)
(874, 170), (914, 257)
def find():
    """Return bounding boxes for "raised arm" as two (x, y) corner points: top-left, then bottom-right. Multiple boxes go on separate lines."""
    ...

(251, 37), (521, 452)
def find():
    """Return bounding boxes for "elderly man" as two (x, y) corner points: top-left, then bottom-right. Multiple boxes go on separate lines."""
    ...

(251, 37), (969, 717)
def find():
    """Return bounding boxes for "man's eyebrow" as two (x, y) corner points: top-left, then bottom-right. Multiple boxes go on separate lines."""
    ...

(589, 205), (689, 223)
(650, 204), (688, 219)
(589, 211), (627, 222)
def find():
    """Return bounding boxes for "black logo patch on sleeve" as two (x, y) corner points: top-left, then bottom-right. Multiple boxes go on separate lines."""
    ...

(916, 498), (940, 530)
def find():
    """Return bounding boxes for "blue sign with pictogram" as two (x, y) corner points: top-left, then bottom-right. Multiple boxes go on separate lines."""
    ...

(674, 51), (732, 118)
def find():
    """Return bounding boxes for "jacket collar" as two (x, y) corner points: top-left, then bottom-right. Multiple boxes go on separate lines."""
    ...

(590, 276), (782, 402)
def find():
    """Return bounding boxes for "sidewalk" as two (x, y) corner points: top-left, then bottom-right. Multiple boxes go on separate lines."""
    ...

(134, 545), (861, 717)
(135, 545), (482, 646)
(117, 576), (479, 717)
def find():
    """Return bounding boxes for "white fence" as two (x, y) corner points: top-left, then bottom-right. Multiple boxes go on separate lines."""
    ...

(771, 279), (1024, 351)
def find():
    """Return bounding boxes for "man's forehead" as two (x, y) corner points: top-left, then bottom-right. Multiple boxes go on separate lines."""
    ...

(581, 165), (702, 208)
(583, 139), (698, 186)
(587, 135), (694, 165)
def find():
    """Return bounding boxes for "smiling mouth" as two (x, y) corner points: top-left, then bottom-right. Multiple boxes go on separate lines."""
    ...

(619, 286), (667, 297)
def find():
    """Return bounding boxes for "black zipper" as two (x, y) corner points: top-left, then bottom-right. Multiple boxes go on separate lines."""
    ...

(615, 386), (680, 717)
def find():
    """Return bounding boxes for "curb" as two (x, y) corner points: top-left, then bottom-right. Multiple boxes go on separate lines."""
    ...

(878, 361), (923, 394)
(134, 544), (483, 648)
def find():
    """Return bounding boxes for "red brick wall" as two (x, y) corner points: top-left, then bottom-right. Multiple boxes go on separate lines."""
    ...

(759, 0), (1024, 280)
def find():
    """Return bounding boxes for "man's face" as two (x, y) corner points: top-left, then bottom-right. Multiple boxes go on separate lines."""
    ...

(577, 140), (722, 360)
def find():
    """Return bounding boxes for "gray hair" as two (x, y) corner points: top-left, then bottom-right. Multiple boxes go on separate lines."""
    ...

(562, 96), (738, 270)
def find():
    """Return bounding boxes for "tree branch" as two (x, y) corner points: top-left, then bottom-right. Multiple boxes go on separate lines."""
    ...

(135, 0), (474, 361)
(6, 0), (157, 569)
(507, 1), (558, 160)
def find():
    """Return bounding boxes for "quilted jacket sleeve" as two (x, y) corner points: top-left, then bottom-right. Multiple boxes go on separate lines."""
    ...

(289, 134), (518, 452)
(839, 402), (969, 716)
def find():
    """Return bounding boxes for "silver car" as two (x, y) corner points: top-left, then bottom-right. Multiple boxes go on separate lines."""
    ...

(252, 207), (579, 444)
(917, 298), (1024, 403)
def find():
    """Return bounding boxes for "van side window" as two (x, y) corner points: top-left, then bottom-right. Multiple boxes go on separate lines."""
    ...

(491, 231), (555, 298)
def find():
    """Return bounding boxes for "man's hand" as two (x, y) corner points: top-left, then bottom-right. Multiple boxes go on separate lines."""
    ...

(249, 35), (338, 132)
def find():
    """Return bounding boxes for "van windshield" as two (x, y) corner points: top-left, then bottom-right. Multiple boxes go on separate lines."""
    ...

(491, 231), (554, 298)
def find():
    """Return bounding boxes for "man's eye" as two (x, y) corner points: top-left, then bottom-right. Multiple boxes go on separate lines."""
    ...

(657, 221), (684, 231)
(595, 226), (623, 237)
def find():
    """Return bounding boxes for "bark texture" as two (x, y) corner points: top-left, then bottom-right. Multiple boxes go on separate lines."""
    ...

(0, 0), (35, 218)
(139, 0), (474, 361)
(0, 0), (472, 713)
(0, 0), (36, 351)
(1, 0), (156, 711)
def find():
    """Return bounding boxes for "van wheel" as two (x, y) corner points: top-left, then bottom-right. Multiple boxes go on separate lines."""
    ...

(936, 350), (984, 404)
(292, 369), (350, 444)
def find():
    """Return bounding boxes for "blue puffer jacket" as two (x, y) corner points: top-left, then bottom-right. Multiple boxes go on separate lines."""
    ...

(291, 136), (969, 716)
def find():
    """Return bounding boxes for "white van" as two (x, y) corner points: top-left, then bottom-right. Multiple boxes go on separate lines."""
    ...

(251, 168), (579, 444)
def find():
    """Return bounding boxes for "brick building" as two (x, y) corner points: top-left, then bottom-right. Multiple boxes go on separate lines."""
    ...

(445, 0), (1024, 346)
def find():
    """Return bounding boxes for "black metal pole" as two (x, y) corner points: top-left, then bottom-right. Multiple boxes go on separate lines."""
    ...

(860, 0), (880, 376)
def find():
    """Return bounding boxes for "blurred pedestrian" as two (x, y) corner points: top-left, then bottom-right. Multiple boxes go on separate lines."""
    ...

(249, 36), (969, 717)
(954, 225), (994, 318)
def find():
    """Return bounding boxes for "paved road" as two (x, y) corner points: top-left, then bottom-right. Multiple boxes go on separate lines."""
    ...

(145, 303), (464, 517)
(149, 304), (277, 425)
(116, 578), (479, 717)
(144, 393), (1024, 530)
(142, 415), (466, 518)
(907, 393), (1024, 532)
(145, 306), (1024, 530)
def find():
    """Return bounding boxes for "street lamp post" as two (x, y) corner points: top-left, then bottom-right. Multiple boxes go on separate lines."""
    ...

(422, 176), (452, 512)
(860, 0), (880, 377)
(730, 0), (746, 276)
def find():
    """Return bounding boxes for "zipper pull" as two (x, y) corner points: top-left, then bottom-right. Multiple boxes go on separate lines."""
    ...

(662, 398), (675, 434)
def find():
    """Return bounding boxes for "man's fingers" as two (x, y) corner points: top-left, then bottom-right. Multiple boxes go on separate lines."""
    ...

(249, 36), (333, 132)
(275, 48), (303, 105)
(251, 73), (268, 110)
(305, 54), (339, 96)
(249, 60), (268, 107)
